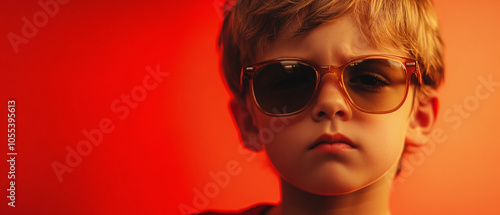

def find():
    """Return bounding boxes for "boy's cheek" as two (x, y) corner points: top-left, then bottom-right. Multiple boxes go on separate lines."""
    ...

(252, 109), (301, 132)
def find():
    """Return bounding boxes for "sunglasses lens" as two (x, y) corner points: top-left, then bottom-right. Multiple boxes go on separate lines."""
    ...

(253, 61), (317, 115)
(343, 58), (408, 112)
(249, 58), (410, 115)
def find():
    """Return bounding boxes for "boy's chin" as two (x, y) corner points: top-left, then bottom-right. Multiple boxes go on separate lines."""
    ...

(284, 176), (374, 196)
(301, 184), (368, 196)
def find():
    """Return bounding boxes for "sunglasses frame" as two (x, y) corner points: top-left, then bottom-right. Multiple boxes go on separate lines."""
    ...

(240, 54), (423, 116)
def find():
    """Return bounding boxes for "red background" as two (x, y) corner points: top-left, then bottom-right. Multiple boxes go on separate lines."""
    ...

(1, 0), (499, 214)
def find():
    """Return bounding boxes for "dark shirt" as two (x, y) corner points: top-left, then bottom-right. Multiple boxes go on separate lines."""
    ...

(197, 204), (274, 215)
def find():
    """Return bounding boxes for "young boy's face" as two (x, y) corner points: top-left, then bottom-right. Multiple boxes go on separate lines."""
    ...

(232, 15), (437, 195)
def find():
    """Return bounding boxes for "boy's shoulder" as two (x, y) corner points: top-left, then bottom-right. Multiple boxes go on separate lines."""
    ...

(196, 204), (274, 215)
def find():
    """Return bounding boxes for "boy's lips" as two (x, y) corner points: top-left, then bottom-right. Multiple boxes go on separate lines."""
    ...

(309, 133), (356, 150)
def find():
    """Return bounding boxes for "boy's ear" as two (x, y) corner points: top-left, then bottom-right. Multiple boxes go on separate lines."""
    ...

(406, 89), (439, 148)
(230, 97), (263, 151)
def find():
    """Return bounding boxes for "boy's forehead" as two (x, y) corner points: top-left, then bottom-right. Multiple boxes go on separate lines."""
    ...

(256, 15), (405, 64)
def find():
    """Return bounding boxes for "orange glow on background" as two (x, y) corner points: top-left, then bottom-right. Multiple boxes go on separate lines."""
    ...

(1, 0), (499, 214)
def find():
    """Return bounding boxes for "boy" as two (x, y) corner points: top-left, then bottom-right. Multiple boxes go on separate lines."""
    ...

(205, 0), (443, 214)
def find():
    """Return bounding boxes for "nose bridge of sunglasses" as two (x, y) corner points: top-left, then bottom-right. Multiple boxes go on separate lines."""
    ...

(318, 65), (342, 83)
(312, 66), (346, 101)
(314, 68), (351, 108)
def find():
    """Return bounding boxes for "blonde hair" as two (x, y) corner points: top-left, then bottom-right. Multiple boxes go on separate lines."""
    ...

(218, 0), (444, 97)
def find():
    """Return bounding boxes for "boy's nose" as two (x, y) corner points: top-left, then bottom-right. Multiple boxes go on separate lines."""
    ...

(310, 73), (352, 122)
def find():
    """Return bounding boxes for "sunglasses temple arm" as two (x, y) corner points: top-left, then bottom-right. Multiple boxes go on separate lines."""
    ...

(413, 61), (435, 96)
(412, 61), (424, 86)
(239, 68), (253, 95)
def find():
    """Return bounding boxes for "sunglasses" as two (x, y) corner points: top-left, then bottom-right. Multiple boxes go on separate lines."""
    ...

(240, 55), (423, 116)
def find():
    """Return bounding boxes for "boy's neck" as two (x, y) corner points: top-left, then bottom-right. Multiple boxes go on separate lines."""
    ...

(268, 174), (394, 215)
